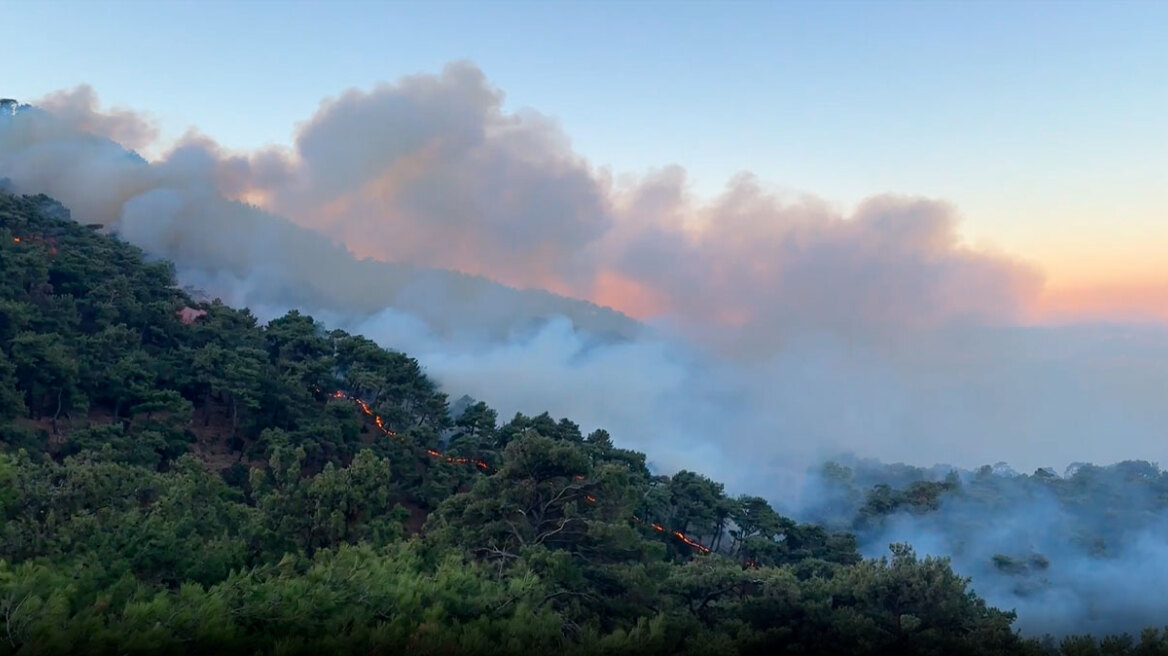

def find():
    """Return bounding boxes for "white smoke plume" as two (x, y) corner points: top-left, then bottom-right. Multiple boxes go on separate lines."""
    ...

(3, 65), (1168, 635)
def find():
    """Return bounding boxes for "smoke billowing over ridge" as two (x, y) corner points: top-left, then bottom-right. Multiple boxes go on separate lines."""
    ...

(3, 65), (1168, 635)
(2, 64), (1166, 474)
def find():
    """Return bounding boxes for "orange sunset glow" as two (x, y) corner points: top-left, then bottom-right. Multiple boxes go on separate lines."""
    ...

(1036, 283), (1168, 324)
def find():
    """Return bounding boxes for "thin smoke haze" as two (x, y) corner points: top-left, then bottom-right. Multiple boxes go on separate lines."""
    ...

(3, 66), (1168, 635)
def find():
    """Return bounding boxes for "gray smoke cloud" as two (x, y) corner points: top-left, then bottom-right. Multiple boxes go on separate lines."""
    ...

(231, 65), (1042, 356)
(3, 67), (1168, 635)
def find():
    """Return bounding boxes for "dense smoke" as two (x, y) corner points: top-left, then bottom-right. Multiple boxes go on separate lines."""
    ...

(799, 458), (1168, 636)
(3, 65), (1168, 634)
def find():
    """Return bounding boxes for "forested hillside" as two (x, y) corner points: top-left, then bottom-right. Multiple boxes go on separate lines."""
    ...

(1, 190), (1165, 654)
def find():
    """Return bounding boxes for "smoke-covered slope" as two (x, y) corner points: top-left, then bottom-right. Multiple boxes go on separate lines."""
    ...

(0, 189), (1021, 655)
(799, 457), (1168, 635)
(0, 96), (639, 346)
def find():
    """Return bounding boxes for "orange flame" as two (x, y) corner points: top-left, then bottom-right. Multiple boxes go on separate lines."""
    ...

(10, 235), (58, 257)
(334, 390), (493, 471)
(328, 388), (736, 559)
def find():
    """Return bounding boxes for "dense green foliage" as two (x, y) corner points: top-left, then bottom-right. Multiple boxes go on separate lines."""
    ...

(1, 191), (1165, 654)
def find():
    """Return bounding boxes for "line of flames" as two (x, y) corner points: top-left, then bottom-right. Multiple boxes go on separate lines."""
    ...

(332, 390), (718, 556)
(9, 233), (749, 565)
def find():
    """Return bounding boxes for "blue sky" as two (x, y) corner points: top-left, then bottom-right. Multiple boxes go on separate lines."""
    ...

(4, 0), (1167, 306)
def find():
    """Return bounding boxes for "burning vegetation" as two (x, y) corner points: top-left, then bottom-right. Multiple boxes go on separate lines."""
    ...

(3, 190), (1167, 654)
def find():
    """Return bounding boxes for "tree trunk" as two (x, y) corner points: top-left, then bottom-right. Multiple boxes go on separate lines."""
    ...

(231, 395), (239, 437)
(50, 388), (63, 435)
(203, 389), (212, 427)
